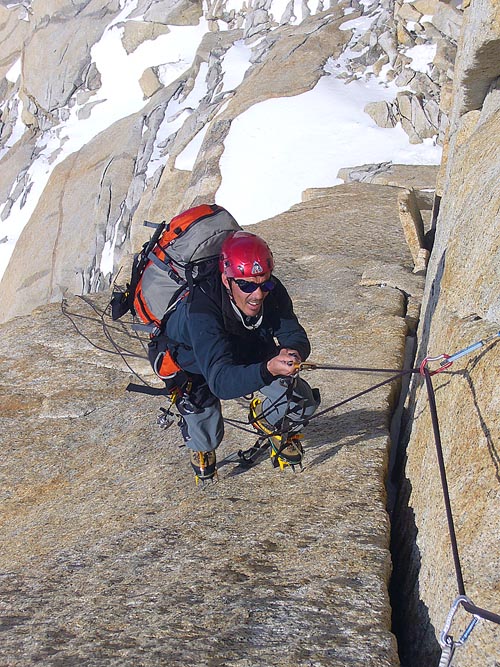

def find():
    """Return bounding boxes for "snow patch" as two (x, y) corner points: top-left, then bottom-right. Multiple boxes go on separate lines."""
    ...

(217, 67), (441, 226)
(175, 124), (210, 171)
(221, 40), (254, 91)
(5, 58), (21, 83)
(404, 43), (437, 74)
(340, 14), (378, 32)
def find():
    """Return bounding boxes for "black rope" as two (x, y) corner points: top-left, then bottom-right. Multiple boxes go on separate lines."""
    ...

(227, 366), (419, 436)
(226, 366), (417, 439)
(80, 295), (148, 361)
(302, 361), (500, 627)
(223, 418), (262, 436)
(308, 367), (417, 421)
(61, 298), (145, 359)
(462, 601), (500, 626)
(256, 361), (500, 628)
(61, 297), (155, 388)
(423, 367), (466, 595)
(423, 368), (500, 626)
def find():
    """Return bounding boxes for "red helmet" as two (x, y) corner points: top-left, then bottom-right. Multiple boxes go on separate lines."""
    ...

(219, 231), (274, 278)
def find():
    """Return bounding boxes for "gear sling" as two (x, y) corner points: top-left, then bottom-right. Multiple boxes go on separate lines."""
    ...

(110, 203), (241, 388)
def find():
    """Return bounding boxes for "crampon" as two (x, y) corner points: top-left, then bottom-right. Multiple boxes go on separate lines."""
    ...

(249, 396), (304, 471)
(269, 433), (304, 471)
(189, 449), (218, 485)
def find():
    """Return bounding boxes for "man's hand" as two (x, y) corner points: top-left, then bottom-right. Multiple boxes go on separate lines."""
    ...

(266, 348), (302, 377)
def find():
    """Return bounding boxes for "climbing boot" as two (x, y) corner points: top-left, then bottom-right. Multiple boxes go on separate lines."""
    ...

(249, 397), (304, 470)
(189, 449), (217, 484)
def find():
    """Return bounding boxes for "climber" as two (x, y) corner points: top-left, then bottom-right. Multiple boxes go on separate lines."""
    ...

(162, 230), (321, 482)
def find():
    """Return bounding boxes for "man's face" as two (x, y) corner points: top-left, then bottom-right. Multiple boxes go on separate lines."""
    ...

(222, 272), (272, 317)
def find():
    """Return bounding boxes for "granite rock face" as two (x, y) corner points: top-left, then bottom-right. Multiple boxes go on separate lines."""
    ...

(0, 113), (146, 315)
(0, 185), (415, 666)
(391, 1), (500, 665)
(0, 1), (349, 323)
(19, 1), (122, 130)
(0, 0), (498, 664)
(0, 0), (460, 323)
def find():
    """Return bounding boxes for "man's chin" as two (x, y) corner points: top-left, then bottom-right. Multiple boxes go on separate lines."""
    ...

(244, 304), (263, 317)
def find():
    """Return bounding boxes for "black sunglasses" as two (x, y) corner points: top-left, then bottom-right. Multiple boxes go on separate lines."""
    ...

(229, 277), (276, 294)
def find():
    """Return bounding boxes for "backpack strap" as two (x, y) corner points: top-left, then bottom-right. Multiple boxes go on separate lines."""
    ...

(125, 383), (169, 396)
(147, 252), (170, 269)
(131, 322), (158, 334)
(185, 264), (195, 301)
(147, 252), (185, 286)
(128, 221), (167, 307)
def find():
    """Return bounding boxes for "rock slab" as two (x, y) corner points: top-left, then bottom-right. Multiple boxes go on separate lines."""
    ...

(0, 184), (415, 666)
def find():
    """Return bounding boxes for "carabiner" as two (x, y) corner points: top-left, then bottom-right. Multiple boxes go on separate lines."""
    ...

(419, 353), (452, 376)
(298, 362), (318, 371)
(440, 595), (480, 655)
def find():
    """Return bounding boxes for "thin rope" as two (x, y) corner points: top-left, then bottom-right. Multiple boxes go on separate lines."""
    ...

(61, 298), (155, 388)
(423, 367), (466, 595)
(423, 367), (500, 626)
(309, 367), (416, 421)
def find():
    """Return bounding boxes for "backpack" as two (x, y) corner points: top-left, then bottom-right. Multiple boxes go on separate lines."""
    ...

(110, 203), (241, 386)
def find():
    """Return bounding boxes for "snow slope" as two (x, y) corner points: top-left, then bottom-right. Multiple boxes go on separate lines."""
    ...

(0, 0), (441, 281)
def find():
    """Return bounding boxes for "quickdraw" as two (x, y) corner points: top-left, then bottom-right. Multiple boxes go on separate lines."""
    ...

(419, 353), (452, 375)
(419, 330), (500, 376)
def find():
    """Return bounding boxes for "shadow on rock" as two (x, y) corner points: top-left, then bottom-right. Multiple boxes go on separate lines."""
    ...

(300, 407), (389, 468)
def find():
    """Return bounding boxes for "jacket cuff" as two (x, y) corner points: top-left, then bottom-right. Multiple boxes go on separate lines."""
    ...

(260, 362), (274, 385)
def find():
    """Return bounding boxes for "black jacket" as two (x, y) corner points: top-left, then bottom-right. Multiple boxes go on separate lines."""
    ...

(165, 275), (311, 400)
